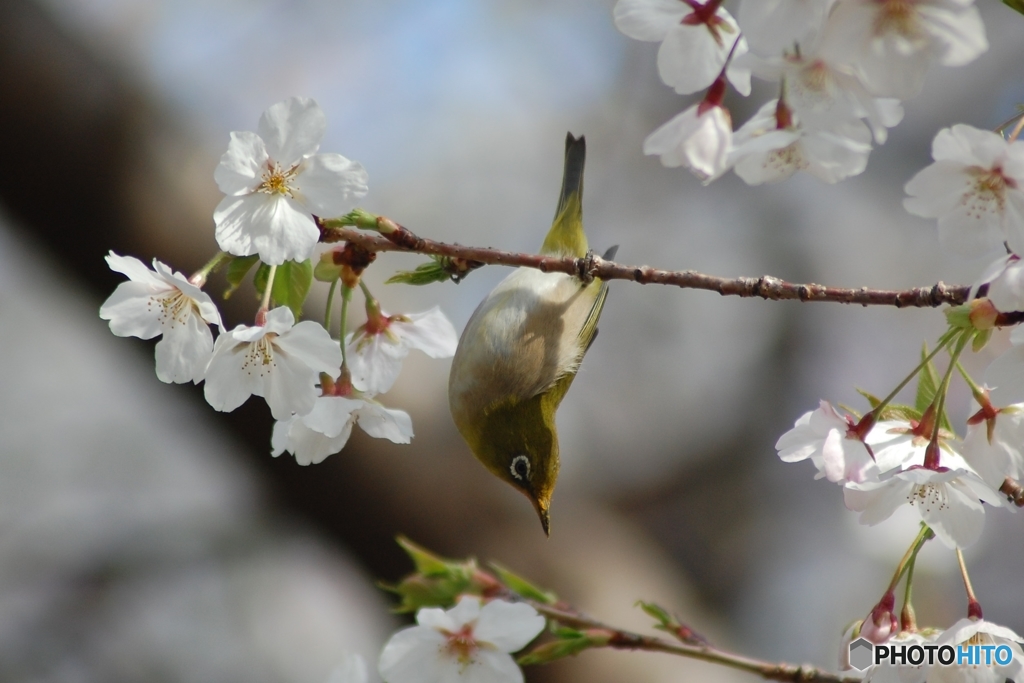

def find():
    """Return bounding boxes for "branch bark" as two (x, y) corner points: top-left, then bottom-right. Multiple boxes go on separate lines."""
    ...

(320, 219), (969, 308)
(526, 601), (861, 683)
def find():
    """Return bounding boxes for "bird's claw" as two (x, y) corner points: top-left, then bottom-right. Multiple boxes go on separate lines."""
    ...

(576, 249), (598, 284)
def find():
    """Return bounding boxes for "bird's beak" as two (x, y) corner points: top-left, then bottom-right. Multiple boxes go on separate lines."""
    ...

(532, 496), (551, 537)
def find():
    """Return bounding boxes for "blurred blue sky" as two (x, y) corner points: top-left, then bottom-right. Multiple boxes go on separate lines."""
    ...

(46, 0), (624, 175)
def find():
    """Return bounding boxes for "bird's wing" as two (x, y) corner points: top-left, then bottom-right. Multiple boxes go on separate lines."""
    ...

(576, 245), (618, 355)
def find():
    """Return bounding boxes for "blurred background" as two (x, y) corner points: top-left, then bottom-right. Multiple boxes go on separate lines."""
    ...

(1, 0), (1023, 681)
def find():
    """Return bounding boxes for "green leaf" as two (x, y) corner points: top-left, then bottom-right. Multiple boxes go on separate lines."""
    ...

(386, 258), (450, 286)
(490, 563), (557, 604)
(837, 403), (862, 420)
(386, 255), (482, 285)
(1003, 0), (1024, 15)
(223, 255), (260, 299)
(878, 403), (922, 424)
(272, 260), (313, 318)
(314, 257), (342, 283)
(972, 329), (992, 353)
(253, 261), (313, 318)
(384, 537), (483, 613)
(637, 601), (672, 628)
(856, 388), (882, 409)
(915, 343), (941, 414)
(397, 536), (453, 576)
(517, 633), (605, 666)
(253, 263), (270, 297)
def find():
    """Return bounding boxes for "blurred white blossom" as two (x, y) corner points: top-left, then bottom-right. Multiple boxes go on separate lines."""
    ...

(844, 462), (1003, 548)
(928, 619), (1024, 683)
(904, 124), (1024, 259)
(962, 399), (1024, 489)
(730, 100), (873, 185)
(822, 0), (988, 98)
(644, 103), (733, 183)
(378, 596), (544, 683)
(613, 0), (751, 96)
(775, 400), (878, 484)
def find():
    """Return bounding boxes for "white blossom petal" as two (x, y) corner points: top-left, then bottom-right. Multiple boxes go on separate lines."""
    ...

(257, 96), (325, 164)
(299, 153), (369, 218)
(612, 0), (684, 42)
(214, 131), (267, 196)
(473, 600), (546, 653)
(154, 312), (213, 383)
(354, 402), (413, 443)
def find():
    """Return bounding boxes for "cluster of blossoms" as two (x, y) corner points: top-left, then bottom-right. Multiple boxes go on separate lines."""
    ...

(100, 97), (458, 464)
(615, 0), (987, 184)
(775, 394), (1018, 549)
(844, 618), (1024, 683)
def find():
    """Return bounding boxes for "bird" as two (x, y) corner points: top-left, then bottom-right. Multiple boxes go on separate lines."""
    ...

(448, 133), (617, 535)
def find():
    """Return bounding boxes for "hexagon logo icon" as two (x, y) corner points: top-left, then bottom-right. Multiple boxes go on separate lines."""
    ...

(849, 637), (874, 670)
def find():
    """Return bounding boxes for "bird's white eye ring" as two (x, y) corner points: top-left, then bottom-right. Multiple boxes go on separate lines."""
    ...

(510, 455), (531, 481)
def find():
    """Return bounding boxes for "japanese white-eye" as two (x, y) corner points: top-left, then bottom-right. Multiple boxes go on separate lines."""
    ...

(448, 133), (616, 535)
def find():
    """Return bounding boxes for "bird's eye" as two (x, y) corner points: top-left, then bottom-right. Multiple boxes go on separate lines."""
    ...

(510, 455), (531, 482)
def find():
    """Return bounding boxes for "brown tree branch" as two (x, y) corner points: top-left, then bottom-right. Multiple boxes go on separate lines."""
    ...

(524, 601), (861, 683)
(320, 216), (969, 308)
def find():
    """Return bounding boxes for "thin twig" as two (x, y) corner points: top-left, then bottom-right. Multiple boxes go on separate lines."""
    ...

(528, 601), (860, 683)
(321, 223), (969, 308)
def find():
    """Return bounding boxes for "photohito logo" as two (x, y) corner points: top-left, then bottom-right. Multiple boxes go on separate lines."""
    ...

(848, 637), (1019, 671)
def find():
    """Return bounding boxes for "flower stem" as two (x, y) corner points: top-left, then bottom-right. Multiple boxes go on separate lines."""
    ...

(858, 329), (958, 432)
(956, 549), (983, 619)
(339, 284), (352, 368)
(924, 332), (968, 467)
(888, 524), (935, 594)
(900, 542), (920, 632)
(955, 360), (985, 398)
(324, 279), (338, 333)
(1008, 114), (1024, 143)
(256, 264), (278, 325)
(189, 251), (230, 287)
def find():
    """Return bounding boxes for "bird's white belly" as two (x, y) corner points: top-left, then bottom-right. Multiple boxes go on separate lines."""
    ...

(449, 268), (591, 417)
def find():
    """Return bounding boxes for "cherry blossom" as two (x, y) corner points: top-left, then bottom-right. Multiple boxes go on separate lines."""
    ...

(729, 100), (873, 185)
(100, 252), (222, 384)
(822, 0), (988, 99)
(613, 0), (751, 96)
(378, 595), (545, 683)
(970, 255), (1024, 313)
(844, 462), (1003, 549)
(984, 327), (1024, 406)
(213, 97), (369, 265)
(904, 124), (1024, 258)
(204, 306), (341, 420)
(347, 304), (458, 395)
(738, 38), (903, 143)
(864, 418), (972, 474)
(775, 400), (878, 484)
(928, 619), (1024, 683)
(272, 391), (413, 466)
(738, 0), (835, 56)
(962, 398), (1024, 488)
(862, 631), (934, 683)
(643, 103), (733, 183)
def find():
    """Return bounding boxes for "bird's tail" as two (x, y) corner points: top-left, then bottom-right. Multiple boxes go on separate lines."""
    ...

(541, 133), (589, 258)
